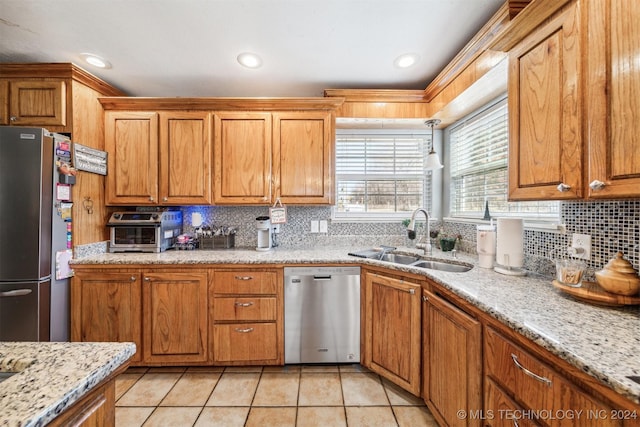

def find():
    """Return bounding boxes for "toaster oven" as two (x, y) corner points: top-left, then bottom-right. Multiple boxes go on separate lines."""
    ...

(107, 210), (182, 253)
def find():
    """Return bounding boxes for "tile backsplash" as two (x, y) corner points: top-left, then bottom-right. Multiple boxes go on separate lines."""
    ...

(181, 199), (639, 280)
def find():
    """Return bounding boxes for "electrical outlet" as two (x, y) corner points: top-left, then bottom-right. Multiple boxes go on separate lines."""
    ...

(311, 220), (319, 233)
(570, 233), (591, 260)
(319, 220), (328, 233)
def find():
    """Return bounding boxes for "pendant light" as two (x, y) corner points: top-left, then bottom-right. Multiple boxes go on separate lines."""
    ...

(424, 119), (443, 170)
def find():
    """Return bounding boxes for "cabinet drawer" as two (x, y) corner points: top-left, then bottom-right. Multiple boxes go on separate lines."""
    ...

(213, 297), (276, 321)
(485, 378), (540, 427)
(213, 271), (278, 294)
(213, 322), (278, 362)
(485, 327), (621, 427)
(486, 327), (555, 411)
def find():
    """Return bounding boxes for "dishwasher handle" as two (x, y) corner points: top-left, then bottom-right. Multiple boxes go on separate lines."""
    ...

(313, 275), (332, 281)
(0, 289), (33, 298)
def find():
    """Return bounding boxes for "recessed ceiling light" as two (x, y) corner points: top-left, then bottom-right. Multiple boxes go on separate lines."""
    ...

(80, 53), (112, 69)
(237, 52), (263, 69)
(394, 53), (420, 69)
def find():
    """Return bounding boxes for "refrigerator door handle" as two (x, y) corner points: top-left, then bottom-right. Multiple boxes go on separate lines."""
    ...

(0, 289), (33, 298)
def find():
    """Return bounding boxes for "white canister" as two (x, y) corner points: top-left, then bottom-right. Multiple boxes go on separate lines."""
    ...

(495, 217), (525, 275)
(476, 225), (496, 269)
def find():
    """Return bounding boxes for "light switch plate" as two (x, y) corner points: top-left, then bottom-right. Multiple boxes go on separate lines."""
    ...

(319, 220), (328, 233)
(311, 220), (319, 233)
(571, 233), (591, 260)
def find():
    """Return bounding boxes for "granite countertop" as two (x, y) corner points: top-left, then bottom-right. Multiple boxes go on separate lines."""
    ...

(0, 341), (136, 427)
(71, 246), (640, 405)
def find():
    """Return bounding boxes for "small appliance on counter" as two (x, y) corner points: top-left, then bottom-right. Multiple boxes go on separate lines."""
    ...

(107, 210), (182, 253)
(256, 216), (272, 251)
(494, 217), (526, 276)
(476, 223), (496, 269)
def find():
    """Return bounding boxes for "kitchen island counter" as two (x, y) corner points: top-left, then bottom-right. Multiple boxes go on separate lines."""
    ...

(0, 341), (135, 427)
(71, 247), (640, 406)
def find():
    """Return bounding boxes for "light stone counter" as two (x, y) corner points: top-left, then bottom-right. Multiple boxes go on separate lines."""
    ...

(0, 341), (136, 427)
(71, 246), (640, 405)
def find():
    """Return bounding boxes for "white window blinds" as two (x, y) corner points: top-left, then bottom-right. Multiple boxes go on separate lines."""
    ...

(449, 97), (559, 219)
(335, 133), (432, 218)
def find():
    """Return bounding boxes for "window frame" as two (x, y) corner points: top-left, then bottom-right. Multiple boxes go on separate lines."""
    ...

(443, 95), (561, 226)
(332, 128), (440, 222)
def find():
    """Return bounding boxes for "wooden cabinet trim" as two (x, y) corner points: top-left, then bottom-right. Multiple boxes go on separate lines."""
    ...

(99, 97), (343, 110)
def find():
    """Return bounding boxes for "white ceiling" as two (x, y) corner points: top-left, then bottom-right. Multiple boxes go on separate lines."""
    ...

(0, 0), (504, 98)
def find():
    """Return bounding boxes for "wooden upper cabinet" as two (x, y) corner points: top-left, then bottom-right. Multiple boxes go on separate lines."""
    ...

(507, 1), (583, 201)
(105, 111), (159, 205)
(4, 80), (67, 127)
(272, 111), (335, 204)
(159, 112), (212, 204)
(213, 112), (272, 204)
(586, 0), (640, 198)
(0, 80), (8, 125)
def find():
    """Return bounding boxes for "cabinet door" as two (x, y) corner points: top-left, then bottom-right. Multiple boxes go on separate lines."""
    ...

(423, 289), (482, 427)
(213, 112), (272, 204)
(142, 271), (208, 363)
(586, 0), (640, 198)
(272, 111), (334, 204)
(70, 271), (142, 363)
(507, 2), (583, 200)
(105, 111), (159, 205)
(159, 112), (213, 204)
(364, 272), (421, 395)
(8, 80), (67, 126)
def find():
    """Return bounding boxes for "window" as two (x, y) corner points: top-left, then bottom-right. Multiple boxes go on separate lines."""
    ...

(448, 97), (559, 220)
(334, 131), (433, 220)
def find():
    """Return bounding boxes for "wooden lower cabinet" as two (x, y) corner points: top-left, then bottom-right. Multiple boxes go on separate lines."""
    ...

(363, 270), (422, 395)
(71, 267), (209, 365)
(142, 271), (208, 364)
(422, 288), (482, 427)
(48, 363), (128, 427)
(71, 270), (143, 363)
(210, 269), (283, 365)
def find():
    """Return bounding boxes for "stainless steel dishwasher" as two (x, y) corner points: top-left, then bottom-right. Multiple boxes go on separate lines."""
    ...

(284, 266), (360, 364)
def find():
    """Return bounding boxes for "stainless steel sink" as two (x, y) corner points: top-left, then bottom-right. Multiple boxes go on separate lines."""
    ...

(378, 253), (422, 265)
(411, 260), (473, 273)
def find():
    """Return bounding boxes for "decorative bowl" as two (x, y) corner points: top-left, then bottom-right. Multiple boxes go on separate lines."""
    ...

(594, 252), (640, 296)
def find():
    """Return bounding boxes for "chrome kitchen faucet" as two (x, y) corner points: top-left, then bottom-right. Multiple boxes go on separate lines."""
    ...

(407, 208), (432, 255)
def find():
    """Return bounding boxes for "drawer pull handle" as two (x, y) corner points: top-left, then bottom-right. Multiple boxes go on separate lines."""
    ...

(0, 289), (32, 298)
(511, 353), (552, 387)
(234, 276), (254, 281)
(235, 302), (254, 307)
(235, 327), (254, 333)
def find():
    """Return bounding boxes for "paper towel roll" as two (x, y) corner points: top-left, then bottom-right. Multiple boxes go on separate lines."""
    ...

(495, 218), (524, 269)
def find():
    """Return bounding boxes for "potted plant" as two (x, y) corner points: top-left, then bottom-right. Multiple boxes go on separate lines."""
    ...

(439, 234), (461, 252)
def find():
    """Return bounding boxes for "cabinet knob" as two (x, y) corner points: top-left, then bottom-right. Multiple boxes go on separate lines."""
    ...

(9, 116), (17, 122)
(589, 180), (606, 191)
(422, 295), (428, 302)
(556, 183), (571, 192)
(149, 197), (154, 202)
(130, 276), (136, 282)
(163, 197), (168, 202)
(144, 277), (151, 282)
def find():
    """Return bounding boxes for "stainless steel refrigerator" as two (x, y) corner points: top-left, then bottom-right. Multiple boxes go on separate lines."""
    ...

(0, 126), (71, 341)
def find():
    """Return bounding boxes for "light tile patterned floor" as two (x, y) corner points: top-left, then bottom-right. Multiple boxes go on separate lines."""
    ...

(115, 364), (438, 427)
